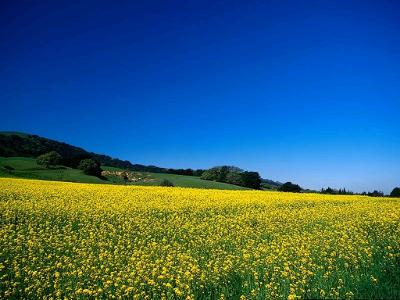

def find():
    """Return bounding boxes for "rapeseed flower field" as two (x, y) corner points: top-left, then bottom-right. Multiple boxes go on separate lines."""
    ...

(0, 178), (399, 299)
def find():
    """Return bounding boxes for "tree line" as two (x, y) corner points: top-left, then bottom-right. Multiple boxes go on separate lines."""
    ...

(36, 151), (102, 177)
(267, 183), (400, 197)
(2, 133), (399, 195)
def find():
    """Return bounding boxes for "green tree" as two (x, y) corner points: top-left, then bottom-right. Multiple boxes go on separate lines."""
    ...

(200, 167), (221, 181)
(278, 182), (302, 193)
(201, 166), (243, 182)
(240, 171), (262, 189)
(193, 169), (205, 177)
(225, 171), (244, 186)
(36, 151), (62, 168)
(390, 187), (400, 197)
(201, 166), (262, 189)
(367, 190), (384, 197)
(78, 159), (102, 177)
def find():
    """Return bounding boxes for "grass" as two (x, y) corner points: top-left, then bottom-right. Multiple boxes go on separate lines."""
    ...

(0, 157), (248, 190)
(145, 172), (249, 190)
(101, 165), (248, 190)
(0, 157), (105, 184)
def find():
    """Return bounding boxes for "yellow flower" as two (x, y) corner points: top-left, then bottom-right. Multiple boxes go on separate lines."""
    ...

(0, 178), (398, 299)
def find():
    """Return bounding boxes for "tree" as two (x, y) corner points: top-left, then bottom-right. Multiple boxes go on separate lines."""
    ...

(367, 190), (384, 197)
(390, 187), (400, 197)
(321, 187), (353, 195)
(200, 167), (222, 181)
(193, 169), (205, 177)
(240, 171), (262, 189)
(78, 159), (102, 177)
(321, 187), (335, 194)
(201, 166), (243, 182)
(278, 182), (302, 193)
(36, 151), (62, 168)
(225, 171), (244, 186)
(201, 166), (262, 189)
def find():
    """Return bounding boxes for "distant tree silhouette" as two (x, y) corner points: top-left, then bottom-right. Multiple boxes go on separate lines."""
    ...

(240, 171), (262, 189)
(321, 187), (353, 195)
(367, 190), (384, 197)
(390, 187), (400, 197)
(278, 182), (302, 193)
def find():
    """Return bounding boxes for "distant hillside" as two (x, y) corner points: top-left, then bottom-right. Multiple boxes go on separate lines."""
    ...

(0, 131), (280, 187)
(0, 157), (248, 190)
(0, 131), (191, 173)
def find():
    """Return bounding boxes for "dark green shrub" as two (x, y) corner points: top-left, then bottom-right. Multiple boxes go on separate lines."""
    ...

(390, 187), (400, 197)
(278, 182), (302, 193)
(78, 159), (102, 177)
(240, 171), (262, 189)
(37, 151), (62, 168)
(368, 190), (384, 197)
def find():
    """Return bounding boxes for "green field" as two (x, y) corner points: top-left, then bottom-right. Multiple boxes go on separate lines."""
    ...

(0, 157), (247, 190)
(0, 157), (105, 183)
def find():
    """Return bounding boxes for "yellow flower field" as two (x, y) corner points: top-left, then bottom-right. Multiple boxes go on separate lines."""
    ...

(0, 178), (399, 299)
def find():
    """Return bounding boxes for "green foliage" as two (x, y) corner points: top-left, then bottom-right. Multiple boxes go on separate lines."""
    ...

(201, 166), (261, 189)
(367, 190), (385, 197)
(278, 182), (302, 193)
(36, 151), (62, 168)
(159, 179), (174, 187)
(390, 187), (400, 197)
(321, 187), (354, 195)
(0, 157), (106, 183)
(240, 171), (262, 189)
(193, 169), (205, 177)
(225, 171), (244, 186)
(78, 159), (102, 177)
(0, 158), (248, 190)
(201, 166), (238, 182)
(0, 132), (203, 176)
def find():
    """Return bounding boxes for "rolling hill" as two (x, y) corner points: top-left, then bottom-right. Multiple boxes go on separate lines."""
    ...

(0, 131), (203, 174)
(0, 157), (248, 190)
(0, 131), (280, 190)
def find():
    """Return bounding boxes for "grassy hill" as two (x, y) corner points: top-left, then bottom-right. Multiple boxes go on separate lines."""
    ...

(0, 157), (248, 190)
(0, 131), (202, 174)
(0, 131), (281, 190)
(0, 157), (105, 184)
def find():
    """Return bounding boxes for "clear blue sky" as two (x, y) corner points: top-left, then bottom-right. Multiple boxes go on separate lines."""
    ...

(1, 0), (399, 193)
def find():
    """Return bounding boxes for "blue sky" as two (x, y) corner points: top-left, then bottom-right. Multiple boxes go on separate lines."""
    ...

(1, 0), (399, 193)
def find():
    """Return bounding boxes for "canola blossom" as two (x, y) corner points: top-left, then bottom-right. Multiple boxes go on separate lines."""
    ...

(0, 178), (399, 299)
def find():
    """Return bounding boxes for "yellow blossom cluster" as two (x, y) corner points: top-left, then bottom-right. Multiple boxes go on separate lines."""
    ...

(0, 178), (399, 299)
